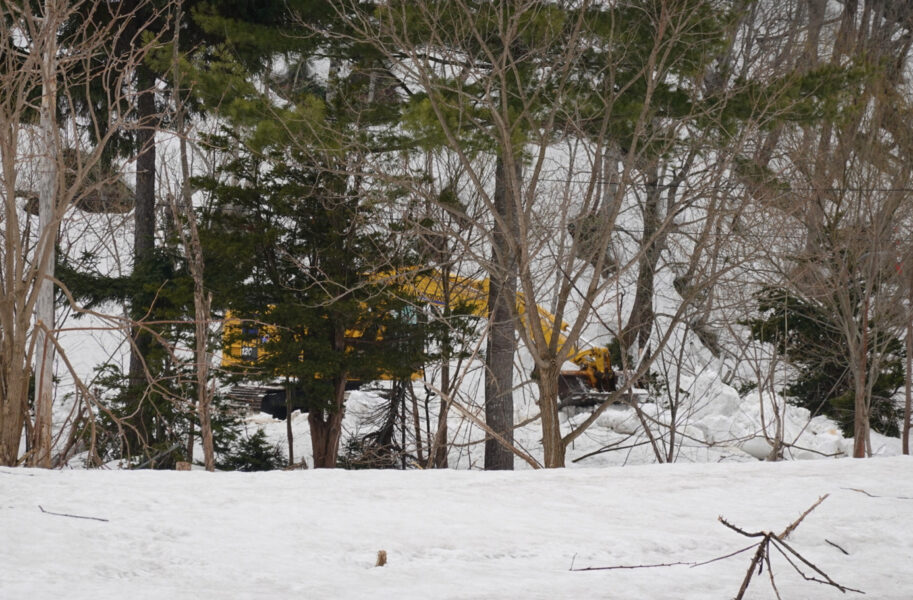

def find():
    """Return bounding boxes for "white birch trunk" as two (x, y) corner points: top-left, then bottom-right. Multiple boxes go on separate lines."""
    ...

(32, 0), (60, 468)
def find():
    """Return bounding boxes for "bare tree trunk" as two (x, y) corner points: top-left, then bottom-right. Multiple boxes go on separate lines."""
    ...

(853, 374), (868, 458)
(31, 0), (61, 468)
(309, 376), (347, 468)
(537, 363), (564, 468)
(905, 315), (912, 455)
(285, 381), (295, 465)
(171, 0), (214, 471)
(622, 164), (663, 357)
(432, 268), (452, 468)
(0, 345), (30, 465)
(433, 359), (450, 468)
(484, 154), (518, 471)
(853, 299), (869, 458)
(410, 385), (424, 464)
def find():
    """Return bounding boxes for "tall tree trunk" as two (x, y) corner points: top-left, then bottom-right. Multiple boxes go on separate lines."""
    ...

(431, 269), (453, 468)
(622, 164), (663, 357)
(128, 62), (157, 388)
(0, 349), (30, 466)
(285, 381), (295, 465)
(309, 376), (347, 468)
(537, 363), (564, 468)
(904, 315), (911, 455)
(171, 0), (214, 470)
(410, 385), (424, 464)
(853, 302), (869, 458)
(484, 154), (519, 471)
(853, 373), (868, 458)
(432, 359), (450, 468)
(31, 0), (60, 468)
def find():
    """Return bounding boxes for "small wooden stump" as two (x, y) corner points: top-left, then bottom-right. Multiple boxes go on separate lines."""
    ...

(375, 550), (387, 567)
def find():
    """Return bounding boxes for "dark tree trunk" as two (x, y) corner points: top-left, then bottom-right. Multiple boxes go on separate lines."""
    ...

(622, 165), (663, 356)
(433, 361), (450, 468)
(309, 376), (347, 468)
(432, 271), (453, 468)
(128, 63), (157, 387)
(538, 363), (564, 468)
(904, 317), (911, 455)
(853, 298), (870, 459)
(285, 381), (295, 465)
(484, 154), (519, 470)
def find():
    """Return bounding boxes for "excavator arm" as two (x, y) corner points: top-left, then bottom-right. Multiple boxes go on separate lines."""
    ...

(388, 268), (615, 404)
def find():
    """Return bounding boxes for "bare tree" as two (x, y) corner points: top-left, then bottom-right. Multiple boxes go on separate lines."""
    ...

(30, 0), (62, 468)
(738, 0), (913, 457)
(0, 0), (161, 466)
(331, 0), (809, 468)
(169, 0), (214, 470)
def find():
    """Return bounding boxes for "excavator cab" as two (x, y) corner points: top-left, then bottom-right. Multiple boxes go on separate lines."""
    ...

(558, 347), (616, 407)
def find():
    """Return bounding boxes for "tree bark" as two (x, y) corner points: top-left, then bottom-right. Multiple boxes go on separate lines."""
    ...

(433, 360), (450, 468)
(537, 363), (564, 468)
(410, 385), (424, 464)
(285, 381), (295, 465)
(128, 62), (157, 388)
(853, 299), (869, 458)
(309, 376), (347, 468)
(432, 268), (453, 468)
(0, 351), (30, 465)
(31, 0), (61, 468)
(904, 316), (911, 455)
(484, 154), (519, 471)
(172, 0), (214, 471)
(621, 164), (663, 357)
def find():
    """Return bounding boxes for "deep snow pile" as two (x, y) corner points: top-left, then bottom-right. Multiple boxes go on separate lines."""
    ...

(3, 457), (912, 599)
(247, 361), (903, 472)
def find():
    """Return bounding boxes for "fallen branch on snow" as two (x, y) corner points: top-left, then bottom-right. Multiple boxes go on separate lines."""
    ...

(39, 505), (109, 522)
(571, 494), (863, 599)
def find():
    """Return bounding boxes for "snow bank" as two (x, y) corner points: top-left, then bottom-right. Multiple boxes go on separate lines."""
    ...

(3, 457), (911, 599)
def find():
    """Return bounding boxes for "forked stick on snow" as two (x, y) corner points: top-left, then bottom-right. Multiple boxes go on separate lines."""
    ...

(718, 494), (863, 599)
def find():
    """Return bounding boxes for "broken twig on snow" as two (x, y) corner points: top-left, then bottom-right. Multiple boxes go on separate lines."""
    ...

(718, 495), (863, 599)
(39, 505), (109, 522)
(571, 495), (863, 598)
(825, 539), (849, 555)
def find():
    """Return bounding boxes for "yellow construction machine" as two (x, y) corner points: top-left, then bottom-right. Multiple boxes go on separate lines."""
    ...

(222, 269), (615, 415)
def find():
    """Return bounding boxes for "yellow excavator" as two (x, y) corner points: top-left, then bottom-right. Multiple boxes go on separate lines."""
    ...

(222, 269), (615, 416)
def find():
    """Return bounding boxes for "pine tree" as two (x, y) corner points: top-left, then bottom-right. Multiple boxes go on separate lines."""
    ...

(199, 136), (427, 467)
(748, 287), (904, 438)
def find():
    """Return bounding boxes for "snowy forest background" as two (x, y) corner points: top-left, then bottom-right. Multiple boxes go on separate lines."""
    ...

(2, 0), (913, 473)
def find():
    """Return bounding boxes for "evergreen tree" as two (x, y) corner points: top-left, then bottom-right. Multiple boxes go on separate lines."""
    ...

(216, 429), (287, 472)
(199, 134), (428, 468)
(748, 286), (904, 437)
(54, 0), (323, 466)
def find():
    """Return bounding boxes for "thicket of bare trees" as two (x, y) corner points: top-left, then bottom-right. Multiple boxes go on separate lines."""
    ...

(2, 0), (911, 469)
(730, 0), (913, 458)
(0, 0), (162, 466)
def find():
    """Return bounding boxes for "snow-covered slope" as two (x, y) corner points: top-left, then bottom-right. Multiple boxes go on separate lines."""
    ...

(3, 457), (911, 599)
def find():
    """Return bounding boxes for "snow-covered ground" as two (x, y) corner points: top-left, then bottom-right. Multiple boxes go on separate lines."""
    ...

(2, 456), (911, 599)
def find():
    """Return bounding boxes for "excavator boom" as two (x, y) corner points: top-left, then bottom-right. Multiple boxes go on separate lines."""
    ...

(386, 269), (615, 404)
